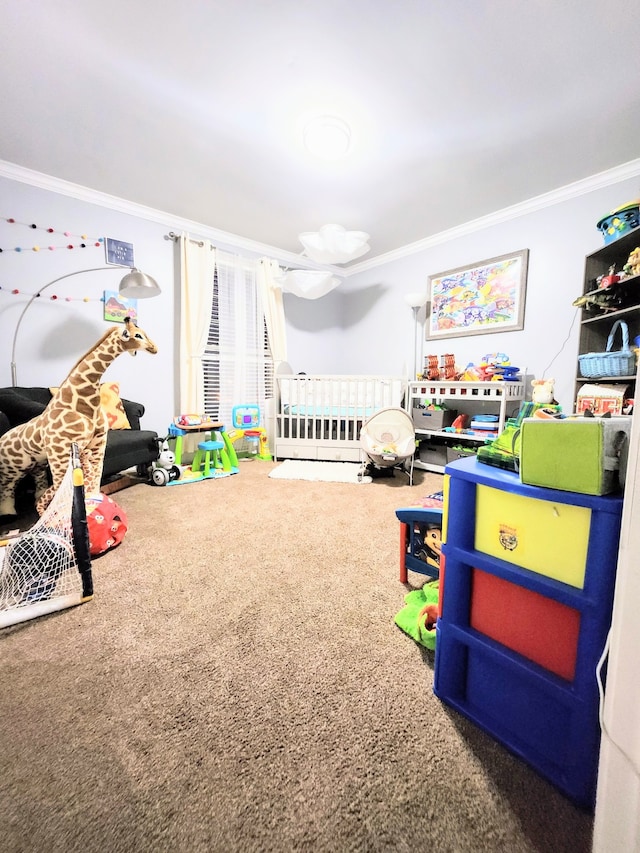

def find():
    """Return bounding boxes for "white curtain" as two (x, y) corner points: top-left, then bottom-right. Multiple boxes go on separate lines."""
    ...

(179, 233), (216, 413)
(257, 257), (287, 364)
(212, 250), (275, 426)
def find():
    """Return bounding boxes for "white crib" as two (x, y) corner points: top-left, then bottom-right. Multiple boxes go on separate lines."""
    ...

(268, 365), (406, 462)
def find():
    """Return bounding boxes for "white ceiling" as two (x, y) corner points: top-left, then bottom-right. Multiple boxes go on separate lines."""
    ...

(2, 1), (639, 265)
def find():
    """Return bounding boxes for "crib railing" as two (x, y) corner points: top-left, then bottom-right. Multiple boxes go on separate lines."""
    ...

(273, 374), (406, 461)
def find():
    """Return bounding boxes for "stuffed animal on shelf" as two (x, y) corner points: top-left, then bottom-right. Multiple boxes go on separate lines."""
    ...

(623, 247), (640, 277)
(531, 378), (556, 405)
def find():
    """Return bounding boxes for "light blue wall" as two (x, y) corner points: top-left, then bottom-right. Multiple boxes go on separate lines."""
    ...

(0, 178), (175, 433)
(1, 171), (639, 425)
(0, 174), (341, 432)
(282, 288), (343, 374)
(325, 175), (640, 411)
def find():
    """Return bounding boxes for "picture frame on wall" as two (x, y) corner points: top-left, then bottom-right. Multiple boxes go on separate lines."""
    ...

(426, 249), (529, 340)
(103, 290), (138, 323)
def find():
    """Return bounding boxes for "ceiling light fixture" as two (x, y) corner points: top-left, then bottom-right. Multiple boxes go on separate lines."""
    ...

(276, 270), (342, 300)
(303, 116), (351, 160)
(298, 224), (370, 265)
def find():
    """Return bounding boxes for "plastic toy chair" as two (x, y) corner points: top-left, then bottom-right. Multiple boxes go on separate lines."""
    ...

(191, 434), (230, 477)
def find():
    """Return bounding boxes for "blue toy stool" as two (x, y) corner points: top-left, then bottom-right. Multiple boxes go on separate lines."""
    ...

(192, 436), (226, 477)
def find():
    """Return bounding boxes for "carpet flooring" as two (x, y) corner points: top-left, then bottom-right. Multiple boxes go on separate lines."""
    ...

(0, 460), (594, 853)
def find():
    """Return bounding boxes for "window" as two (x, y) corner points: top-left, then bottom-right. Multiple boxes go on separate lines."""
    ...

(203, 251), (273, 427)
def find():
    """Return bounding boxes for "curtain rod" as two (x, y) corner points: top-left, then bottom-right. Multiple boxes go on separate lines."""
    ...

(164, 231), (334, 270)
(165, 231), (207, 248)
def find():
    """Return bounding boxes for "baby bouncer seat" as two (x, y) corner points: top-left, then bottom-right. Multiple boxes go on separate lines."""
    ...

(359, 407), (416, 484)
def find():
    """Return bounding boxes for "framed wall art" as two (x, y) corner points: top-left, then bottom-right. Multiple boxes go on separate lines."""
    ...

(103, 290), (138, 323)
(426, 249), (528, 340)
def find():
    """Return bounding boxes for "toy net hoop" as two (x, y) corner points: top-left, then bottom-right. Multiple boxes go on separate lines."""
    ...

(0, 443), (93, 629)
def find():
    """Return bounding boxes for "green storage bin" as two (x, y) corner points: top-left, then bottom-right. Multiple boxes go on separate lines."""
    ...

(519, 417), (631, 495)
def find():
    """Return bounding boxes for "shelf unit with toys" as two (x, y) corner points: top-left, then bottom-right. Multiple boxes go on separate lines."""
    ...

(574, 225), (640, 416)
(408, 380), (525, 473)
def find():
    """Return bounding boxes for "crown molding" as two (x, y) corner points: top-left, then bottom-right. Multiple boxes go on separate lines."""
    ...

(2, 157), (639, 278)
(0, 159), (342, 274)
(347, 158), (640, 274)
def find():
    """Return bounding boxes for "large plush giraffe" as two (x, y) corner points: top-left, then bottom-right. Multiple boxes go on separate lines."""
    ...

(0, 317), (157, 517)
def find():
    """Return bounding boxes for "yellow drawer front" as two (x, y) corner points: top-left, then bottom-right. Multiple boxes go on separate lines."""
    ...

(474, 485), (591, 588)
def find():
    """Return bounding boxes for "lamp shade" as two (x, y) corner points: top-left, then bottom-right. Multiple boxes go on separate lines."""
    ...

(277, 270), (341, 300)
(10, 264), (161, 386)
(404, 291), (428, 309)
(119, 269), (161, 298)
(298, 224), (370, 265)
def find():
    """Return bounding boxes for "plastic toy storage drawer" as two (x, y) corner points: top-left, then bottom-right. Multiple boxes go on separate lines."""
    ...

(473, 485), (591, 589)
(433, 624), (593, 805)
(435, 456), (624, 810)
(470, 568), (581, 680)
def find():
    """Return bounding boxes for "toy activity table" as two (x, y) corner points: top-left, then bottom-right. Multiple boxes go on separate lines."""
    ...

(167, 420), (239, 481)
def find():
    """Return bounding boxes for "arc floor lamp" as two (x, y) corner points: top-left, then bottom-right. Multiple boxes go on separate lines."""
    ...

(10, 265), (161, 387)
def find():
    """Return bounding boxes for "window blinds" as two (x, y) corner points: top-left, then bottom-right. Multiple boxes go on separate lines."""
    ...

(203, 250), (273, 427)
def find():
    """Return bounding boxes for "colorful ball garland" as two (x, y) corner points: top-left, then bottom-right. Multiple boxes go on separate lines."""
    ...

(1, 217), (105, 253)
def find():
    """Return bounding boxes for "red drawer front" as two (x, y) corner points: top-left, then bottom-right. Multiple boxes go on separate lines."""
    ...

(470, 568), (580, 681)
